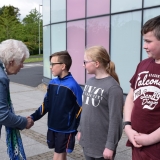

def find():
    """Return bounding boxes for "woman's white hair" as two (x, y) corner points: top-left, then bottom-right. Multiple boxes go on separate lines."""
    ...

(0, 39), (30, 64)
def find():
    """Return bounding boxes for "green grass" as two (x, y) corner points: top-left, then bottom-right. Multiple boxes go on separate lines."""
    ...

(24, 54), (43, 63)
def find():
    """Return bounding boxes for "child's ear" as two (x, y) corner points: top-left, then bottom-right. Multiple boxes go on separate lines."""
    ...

(62, 63), (66, 70)
(95, 61), (100, 67)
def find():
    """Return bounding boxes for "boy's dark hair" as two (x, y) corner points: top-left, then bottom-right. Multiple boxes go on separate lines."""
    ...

(50, 50), (72, 71)
(141, 15), (160, 40)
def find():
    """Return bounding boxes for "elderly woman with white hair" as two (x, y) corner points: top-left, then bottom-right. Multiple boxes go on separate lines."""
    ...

(0, 39), (34, 160)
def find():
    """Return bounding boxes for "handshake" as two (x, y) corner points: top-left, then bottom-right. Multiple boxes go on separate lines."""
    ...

(26, 116), (34, 129)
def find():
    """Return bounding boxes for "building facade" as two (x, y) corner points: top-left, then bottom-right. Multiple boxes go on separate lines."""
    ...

(42, 0), (160, 94)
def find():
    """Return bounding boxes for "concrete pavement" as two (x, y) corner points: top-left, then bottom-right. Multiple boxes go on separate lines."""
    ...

(0, 82), (131, 160)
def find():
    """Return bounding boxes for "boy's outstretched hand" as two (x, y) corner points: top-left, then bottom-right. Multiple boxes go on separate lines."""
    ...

(26, 116), (34, 129)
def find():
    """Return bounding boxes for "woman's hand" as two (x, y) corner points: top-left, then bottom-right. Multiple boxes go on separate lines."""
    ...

(26, 116), (34, 129)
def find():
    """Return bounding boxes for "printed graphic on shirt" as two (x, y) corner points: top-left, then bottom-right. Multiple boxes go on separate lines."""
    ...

(82, 85), (104, 107)
(134, 71), (160, 110)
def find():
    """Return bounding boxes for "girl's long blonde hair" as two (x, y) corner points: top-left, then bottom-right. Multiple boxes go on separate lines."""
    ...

(85, 46), (120, 84)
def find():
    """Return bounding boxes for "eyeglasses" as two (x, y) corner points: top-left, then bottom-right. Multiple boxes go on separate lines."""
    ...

(50, 63), (63, 67)
(83, 60), (94, 65)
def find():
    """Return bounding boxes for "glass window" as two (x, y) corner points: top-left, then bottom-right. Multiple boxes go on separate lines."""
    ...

(43, 26), (51, 79)
(142, 7), (160, 60)
(67, 20), (85, 85)
(67, 0), (85, 20)
(51, 0), (66, 23)
(111, 11), (142, 94)
(144, 0), (160, 7)
(51, 23), (66, 54)
(86, 16), (110, 80)
(111, 0), (142, 13)
(43, 0), (50, 25)
(87, 0), (110, 17)
(86, 16), (110, 50)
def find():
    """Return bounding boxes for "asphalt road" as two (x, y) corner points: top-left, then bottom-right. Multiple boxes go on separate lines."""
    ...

(8, 62), (43, 87)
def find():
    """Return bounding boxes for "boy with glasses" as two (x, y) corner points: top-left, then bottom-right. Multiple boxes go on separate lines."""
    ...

(29, 51), (83, 160)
